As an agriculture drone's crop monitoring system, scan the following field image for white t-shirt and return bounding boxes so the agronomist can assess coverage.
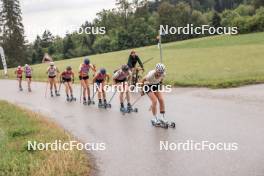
[113,70,131,80]
[145,70,165,85]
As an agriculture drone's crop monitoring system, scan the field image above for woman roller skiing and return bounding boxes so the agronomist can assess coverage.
[92,68,110,108]
[141,63,175,128]
[60,66,76,102]
[15,66,23,91]
[24,64,33,92]
[79,57,96,105]
[113,65,132,112]
[46,62,60,97]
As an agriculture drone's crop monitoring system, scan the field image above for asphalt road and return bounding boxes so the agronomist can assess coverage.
[0,79,264,176]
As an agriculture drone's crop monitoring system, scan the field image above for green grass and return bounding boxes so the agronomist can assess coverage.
[2,32,264,88]
[0,101,90,176]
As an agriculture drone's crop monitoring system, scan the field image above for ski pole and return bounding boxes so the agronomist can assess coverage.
[79,83,83,103]
[131,94,144,107]
[142,57,154,65]
[107,89,118,105]
[45,79,49,98]
[58,78,62,94]
[91,83,98,104]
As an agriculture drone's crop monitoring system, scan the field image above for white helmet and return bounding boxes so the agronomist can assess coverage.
[50,62,55,66]
[155,63,165,73]
[25,64,29,68]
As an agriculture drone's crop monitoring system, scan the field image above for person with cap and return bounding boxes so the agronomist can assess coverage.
[46,62,60,97]
[113,64,132,112]
[15,66,23,91]
[79,57,96,105]
[60,66,76,102]
[92,68,110,107]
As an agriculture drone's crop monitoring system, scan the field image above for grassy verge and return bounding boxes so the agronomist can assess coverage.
[2,32,264,88]
[0,101,90,176]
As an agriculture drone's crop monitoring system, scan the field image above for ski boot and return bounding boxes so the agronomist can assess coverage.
[19,86,23,91]
[120,103,127,115]
[87,97,92,105]
[104,99,110,108]
[55,90,60,96]
[28,87,32,92]
[126,103,138,113]
[70,95,76,102]
[83,98,87,105]
[98,100,104,108]
[151,117,162,127]
[50,91,54,97]
[160,114,176,129]
[66,95,70,102]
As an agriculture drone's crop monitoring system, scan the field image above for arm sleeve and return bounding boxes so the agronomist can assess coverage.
[127,56,133,68]
[137,56,144,68]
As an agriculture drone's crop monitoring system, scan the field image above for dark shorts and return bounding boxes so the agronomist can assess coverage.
[115,78,127,83]
[26,76,32,79]
[79,76,89,80]
[63,78,72,83]
[143,84,161,93]
[96,79,104,85]
[49,75,56,79]
[17,76,22,79]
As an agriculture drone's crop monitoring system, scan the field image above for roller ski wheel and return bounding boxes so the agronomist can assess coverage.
[70,97,76,102]
[127,107,138,113]
[107,104,112,108]
[151,119,169,129]
[87,100,92,106]
[120,107,127,115]
[98,103,105,109]
[170,122,176,128]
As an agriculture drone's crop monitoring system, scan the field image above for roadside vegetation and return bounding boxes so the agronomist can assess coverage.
[0,101,90,176]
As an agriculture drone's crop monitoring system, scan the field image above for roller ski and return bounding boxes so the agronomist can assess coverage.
[67,95,76,102]
[55,90,60,96]
[120,103,138,115]
[50,91,54,97]
[83,98,87,105]
[126,103,138,113]
[98,100,110,109]
[98,100,106,109]
[19,86,23,91]
[87,98,92,105]
[104,100,111,109]
[151,117,176,129]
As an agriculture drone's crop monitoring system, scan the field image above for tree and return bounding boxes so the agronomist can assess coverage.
[63,34,75,59]
[212,12,221,27]
[41,30,54,48]
[116,0,132,29]
[0,0,27,66]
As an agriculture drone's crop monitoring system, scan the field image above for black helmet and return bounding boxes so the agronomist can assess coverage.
[100,68,106,75]
[84,57,90,65]
[66,66,72,71]
[121,65,129,72]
